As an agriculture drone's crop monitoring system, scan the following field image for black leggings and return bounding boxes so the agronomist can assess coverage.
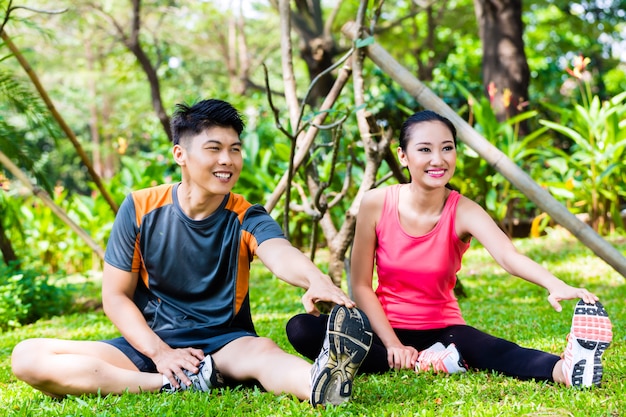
[286,313,560,381]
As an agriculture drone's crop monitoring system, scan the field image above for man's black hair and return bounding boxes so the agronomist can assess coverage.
[170,99,245,145]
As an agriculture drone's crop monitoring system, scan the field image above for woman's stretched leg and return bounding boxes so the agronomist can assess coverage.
[439,325,559,381]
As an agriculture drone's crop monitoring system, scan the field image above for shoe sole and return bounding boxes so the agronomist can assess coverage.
[311,306,373,407]
[563,300,612,387]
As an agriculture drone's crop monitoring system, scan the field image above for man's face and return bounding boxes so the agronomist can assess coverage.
[173,125,243,195]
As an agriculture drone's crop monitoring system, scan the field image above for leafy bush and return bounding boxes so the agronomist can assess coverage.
[540,91,626,234]
[0,263,73,331]
[454,83,551,236]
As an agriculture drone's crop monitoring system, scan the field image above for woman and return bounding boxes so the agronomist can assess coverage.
[287,110,612,387]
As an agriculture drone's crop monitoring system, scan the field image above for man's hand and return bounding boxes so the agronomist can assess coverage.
[152,346,206,388]
[301,275,356,316]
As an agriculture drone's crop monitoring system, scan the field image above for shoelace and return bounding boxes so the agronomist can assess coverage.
[416,349,452,372]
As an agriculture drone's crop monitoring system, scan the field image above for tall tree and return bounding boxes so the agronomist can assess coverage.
[270,0,343,105]
[473,0,530,122]
[91,0,171,142]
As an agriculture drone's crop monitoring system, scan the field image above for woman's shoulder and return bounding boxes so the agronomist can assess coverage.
[359,186,395,218]
[364,186,391,198]
[362,185,395,206]
[455,193,483,211]
[454,193,491,228]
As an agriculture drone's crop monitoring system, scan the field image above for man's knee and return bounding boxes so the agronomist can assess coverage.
[11,338,44,383]
[250,336,282,354]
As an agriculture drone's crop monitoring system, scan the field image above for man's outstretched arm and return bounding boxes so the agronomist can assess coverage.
[255,238,355,315]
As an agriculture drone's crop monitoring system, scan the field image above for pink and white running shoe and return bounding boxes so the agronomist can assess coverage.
[562,300,612,387]
[415,342,467,374]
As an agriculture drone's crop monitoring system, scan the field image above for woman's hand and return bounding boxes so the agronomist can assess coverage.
[386,344,419,370]
[547,281,599,312]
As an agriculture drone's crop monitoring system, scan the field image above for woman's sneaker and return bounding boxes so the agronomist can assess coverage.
[415,342,467,374]
[310,305,373,407]
[562,300,612,387]
[161,355,224,393]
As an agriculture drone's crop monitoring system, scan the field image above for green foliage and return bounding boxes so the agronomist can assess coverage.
[0,263,73,331]
[540,69,626,233]
[454,85,553,234]
[3,190,110,274]
[0,173,114,274]
[524,1,626,106]
[0,69,59,194]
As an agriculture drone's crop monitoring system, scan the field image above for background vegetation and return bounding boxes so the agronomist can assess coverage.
[0,0,625,414]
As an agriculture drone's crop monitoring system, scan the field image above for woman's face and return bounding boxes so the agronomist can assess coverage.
[397,120,457,189]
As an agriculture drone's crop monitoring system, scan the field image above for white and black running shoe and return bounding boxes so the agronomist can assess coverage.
[161,355,224,393]
[310,305,373,407]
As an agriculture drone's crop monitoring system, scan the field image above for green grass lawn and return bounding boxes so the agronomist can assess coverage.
[1,230,624,416]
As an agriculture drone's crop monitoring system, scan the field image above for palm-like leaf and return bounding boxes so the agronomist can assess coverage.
[0,69,57,194]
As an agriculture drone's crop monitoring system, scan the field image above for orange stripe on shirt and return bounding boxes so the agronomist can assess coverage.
[226,193,259,313]
[130,184,175,288]
[235,230,258,313]
[225,192,253,223]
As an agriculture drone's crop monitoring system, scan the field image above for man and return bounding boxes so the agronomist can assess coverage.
[11,99,373,407]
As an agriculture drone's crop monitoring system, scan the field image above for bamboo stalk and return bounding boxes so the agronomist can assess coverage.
[341,21,626,279]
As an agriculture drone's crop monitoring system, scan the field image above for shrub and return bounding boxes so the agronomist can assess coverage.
[0,263,73,331]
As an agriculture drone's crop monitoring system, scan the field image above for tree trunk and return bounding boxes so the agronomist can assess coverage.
[0,215,19,267]
[473,0,530,123]
[271,0,340,105]
[322,2,391,287]
[222,5,251,96]
[127,0,171,141]
[85,37,103,178]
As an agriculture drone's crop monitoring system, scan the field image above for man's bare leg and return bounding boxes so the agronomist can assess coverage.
[212,336,312,400]
[11,338,163,397]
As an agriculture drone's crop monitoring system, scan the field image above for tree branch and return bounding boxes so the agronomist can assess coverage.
[1,30,119,214]
[0,150,105,260]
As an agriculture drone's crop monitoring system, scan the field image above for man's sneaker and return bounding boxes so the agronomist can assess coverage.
[562,300,612,387]
[310,305,373,407]
[415,342,467,374]
[161,355,224,393]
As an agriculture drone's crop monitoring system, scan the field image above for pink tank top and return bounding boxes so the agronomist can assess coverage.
[374,184,470,330]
